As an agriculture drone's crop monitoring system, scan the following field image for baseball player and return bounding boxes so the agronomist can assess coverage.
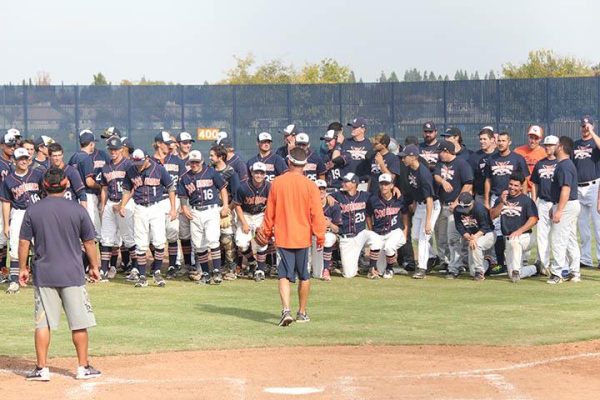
[489,172,539,283]
[218,135,248,183]
[233,161,271,281]
[433,140,473,278]
[294,133,326,181]
[275,124,298,159]
[320,126,344,191]
[119,149,177,288]
[120,137,134,158]
[178,150,229,284]
[47,143,87,206]
[468,127,497,203]
[453,192,495,280]
[247,132,288,182]
[314,179,341,281]
[515,125,546,192]
[368,133,401,194]
[419,121,440,171]
[332,117,373,185]
[98,137,137,282]
[102,126,121,140]
[1,148,44,294]
[366,173,408,279]
[440,127,472,161]
[21,139,36,162]
[332,172,382,278]
[176,131,194,161]
[530,135,559,275]
[32,135,55,170]
[573,116,600,268]
[0,132,16,283]
[117,136,135,271]
[401,144,441,279]
[548,136,581,284]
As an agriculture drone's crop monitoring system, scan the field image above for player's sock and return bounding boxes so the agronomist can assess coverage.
[210,247,221,271]
[110,247,119,269]
[495,237,506,266]
[9,260,19,283]
[99,245,111,274]
[128,246,138,269]
[0,246,7,276]
[137,253,147,276]
[168,242,178,267]
[196,250,209,273]
[386,254,397,270]
[152,247,164,273]
[241,247,256,263]
[256,250,267,272]
[120,245,130,267]
[181,239,192,266]
[323,246,333,270]
[149,244,156,259]
[369,249,380,269]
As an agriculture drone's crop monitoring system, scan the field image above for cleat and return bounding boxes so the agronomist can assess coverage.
[546,274,563,285]
[321,268,331,281]
[166,266,177,280]
[198,272,210,285]
[134,275,148,288]
[511,270,520,283]
[6,281,20,294]
[412,268,426,279]
[382,269,394,279]
[126,268,139,282]
[98,271,109,283]
[107,266,117,280]
[278,310,293,327]
[474,271,485,281]
[212,269,223,285]
[254,269,265,282]
[153,271,166,287]
[565,272,581,283]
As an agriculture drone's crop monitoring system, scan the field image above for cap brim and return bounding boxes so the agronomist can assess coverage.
[132,160,145,166]
[179,139,195,143]
[379,180,393,184]
[107,146,123,150]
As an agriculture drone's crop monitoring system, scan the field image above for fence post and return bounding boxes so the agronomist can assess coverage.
[180,85,185,131]
[74,85,80,135]
[286,84,292,124]
[23,83,28,134]
[127,86,132,140]
[443,80,448,131]
[545,78,550,135]
[495,79,501,131]
[597,76,600,123]
[232,85,238,148]
[338,84,343,124]
[390,82,396,138]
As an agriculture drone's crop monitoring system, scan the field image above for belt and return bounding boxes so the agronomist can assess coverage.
[191,204,219,212]
[578,179,597,187]
[137,201,160,207]
[340,233,356,239]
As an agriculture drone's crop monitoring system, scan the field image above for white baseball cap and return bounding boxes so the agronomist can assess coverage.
[14,147,29,159]
[296,133,310,144]
[178,131,195,142]
[527,125,543,137]
[257,132,272,142]
[188,150,203,162]
[321,130,336,141]
[131,149,147,165]
[378,173,393,184]
[281,124,298,136]
[315,179,327,188]
[542,135,559,145]
[2,131,18,145]
[251,161,267,172]
[7,128,21,137]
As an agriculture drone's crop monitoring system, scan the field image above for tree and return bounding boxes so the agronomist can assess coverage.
[34,71,51,85]
[348,71,357,83]
[388,71,399,82]
[502,49,594,78]
[428,71,436,81]
[422,70,429,81]
[378,71,387,83]
[403,68,422,82]
[92,73,109,85]
[470,71,480,80]
[488,70,496,80]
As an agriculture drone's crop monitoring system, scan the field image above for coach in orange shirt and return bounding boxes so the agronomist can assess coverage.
[258,147,327,327]
[515,125,546,190]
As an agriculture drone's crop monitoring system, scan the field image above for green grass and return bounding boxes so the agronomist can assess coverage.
[3,269,600,358]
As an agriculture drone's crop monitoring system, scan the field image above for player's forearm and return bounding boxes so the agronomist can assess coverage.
[18,240,31,272]
[484,179,491,205]
[234,205,247,225]
[83,239,100,270]
[556,186,570,213]
[517,217,538,234]
[425,197,433,225]
[461,183,473,194]
[531,185,538,202]
[168,191,176,211]
[489,202,503,220]
[2,202,10,231]
[220,188,229,208]
[120,190,132,208]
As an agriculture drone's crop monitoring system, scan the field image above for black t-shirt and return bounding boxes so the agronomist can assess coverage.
[340,138,373,181]
[434,157,474,204]
[551,158,578,203]
[468,149,497,196]
[530,158,557,202]
[369,152,402,193]
[408,163,436,203]
[419,141,440,170]
[494,193,538,236]
[485,151,529,196]
[572,138,600,182]
[453,201,493,236]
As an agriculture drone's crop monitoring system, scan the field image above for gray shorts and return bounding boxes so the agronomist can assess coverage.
[34,286,96,331]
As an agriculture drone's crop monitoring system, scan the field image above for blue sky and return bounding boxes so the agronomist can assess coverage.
[1,0,598,84]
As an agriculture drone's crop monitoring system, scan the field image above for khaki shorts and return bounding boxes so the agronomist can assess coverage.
[34,286,96,331]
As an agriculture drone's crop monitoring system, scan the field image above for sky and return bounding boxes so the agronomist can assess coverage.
[1,0,599,85]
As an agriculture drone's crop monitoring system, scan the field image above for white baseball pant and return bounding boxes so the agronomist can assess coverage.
[161,197,180,243]
[101,200,135,248]
[134,202,166,252]
[467,232,495,276]
[235,212,267,252]
[190,205,221,252]
[86,193,102,241]
[0,210,6,248]
[505,233,537,278]
[535,198,553,269]
[375,228,407,273]
[551,200,581,278]
[8,209,26,260]
[339,229,382,278]
[310,232,337,278]
[412,200,441,271]
[577,181,600,266]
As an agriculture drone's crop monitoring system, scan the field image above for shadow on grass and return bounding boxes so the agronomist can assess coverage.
[0,356,73,378]
[196,304,278,326]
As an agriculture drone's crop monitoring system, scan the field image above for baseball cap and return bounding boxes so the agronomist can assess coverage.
[34,135,55,147]
[131,149,147,166]
[14,147,29,159]
[177,131,195,143]
[287,148,308,166]
[527,125,543,137]
[7,128,21,138]
[327,122,343,131]
[321,129,336,141]
[79,129,98,143]
[107,136,123,150]
[315,179,327,188]
[220,138,233,148]
[102,126,121,139]
[347,117,367,129]
[1,131,18,145]
[378,173,393,184]
[455,192,474,214]
[251,161,267,172]
[399,144,419,157]
[437,140,456,154]
[120,137,134,150]
[422,121,436,132]
[257,132,272,142]
[188,150,202,162]
[542,135,559,145]
[581,116,594,127]
[155,131,174,145]
[280,124,298,136]
[296,133,310,144]
[342,172,359,184]
[442,127,462,138]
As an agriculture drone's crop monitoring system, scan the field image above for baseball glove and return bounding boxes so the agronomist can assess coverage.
[254,228,270,247]
[220,213,232,229]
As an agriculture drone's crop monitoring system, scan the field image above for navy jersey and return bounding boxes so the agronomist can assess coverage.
[369,152,401,193]
[530,158,557,202]
[92,149,110,186]
[303,150,326,181]
[100,158,133,202]
[434,157,474,204]
[551,158,578,203]
[275,144,289,159]
[246,152,288,182]
[419,141,440,170]
[333,190,370,235]
[323,202,342,230]
[32,158,49,170]
[226,153,248,183]
[494,194,538,236]
[68,151,96,195]
[453,201,493,236]
[0,168,44,210]
[232,179,270,215]
[572,138,600,182]
[178,165,226,207]
[63,164,87,202]
[340,138,373,181]
[215,164,240,201]
[0,158,13,184]
[485,152,529,196]
[366,193,407,235]
[455,146,473,161]
[468,149,497,196]
[154,154,186,199]
[123,159,173,205]
[323,147,343,190]
[407,163,436,203]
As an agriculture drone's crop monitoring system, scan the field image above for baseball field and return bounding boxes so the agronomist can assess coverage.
[2,268,600,399]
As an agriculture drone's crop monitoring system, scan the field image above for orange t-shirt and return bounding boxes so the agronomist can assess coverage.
[515,144,546,189]
[261,171,327,249]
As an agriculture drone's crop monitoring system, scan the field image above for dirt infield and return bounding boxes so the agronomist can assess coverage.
[2,340,600,399]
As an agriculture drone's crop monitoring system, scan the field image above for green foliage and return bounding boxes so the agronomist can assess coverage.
[378,71,387,83]
[92,73,109,86]
[388,72,399,82]
[502,49,594,78]
[403,68,423,82]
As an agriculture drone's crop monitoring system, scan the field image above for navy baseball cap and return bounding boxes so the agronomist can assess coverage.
[581,116,594,127]
[455,192,474,213]
[79,129,98,143]
[155,131,174,145]
[442,127,462,137]
[120,137,134,150]
[219,138,233,148]
[399,144,419,157]
[436,140,456,154]
[347,117,367,129]
[102,126,121,139]
[422,121,436,131]
[177,131,195,142]
[107,136,123,150]
[342,172,359,184]
[33,135,55,147]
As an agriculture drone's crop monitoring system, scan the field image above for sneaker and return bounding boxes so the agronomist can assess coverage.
[25,366,50,381]
[0,274,8,284]
[134,275,148,288]
[6,281,19,294]
[166,266,177,280]
[367,268,380,280]
[107,266,117,280]
[126,268,140,282]
[382,269,394,279]
[118,262,130,273]
[212,269,223,285]
[445,272,459,280]
[426,256,440,271]
[321,268,331,281]
[487,264,507,276]
[254,269,265,282]
[566,272,581,283]
[278,310,294,327]
[474,271,485,281]
[98,271,109,283]
[412,268,426,279]
[153,271,166,287]
[511,270,520,283]
[535,260,550,277]
[198,272,210,284]
[295,311,310,323]
[75,365,101,380]
[547,274,563,285]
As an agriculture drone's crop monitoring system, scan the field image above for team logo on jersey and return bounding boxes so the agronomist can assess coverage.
[420,151,438,164]
[104,170,126,182]
[94,160,106,170]
[501,201,522,217]
[460,215,478,228]
[371,162,382,174]
[347,146,367,160]
[574,146,592,160]
[491,161,514,176]
[373,206,401,220]
[339,201,366,213]
[408,173,418,188]
[538,164,556,179]
[440,165,455,181]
